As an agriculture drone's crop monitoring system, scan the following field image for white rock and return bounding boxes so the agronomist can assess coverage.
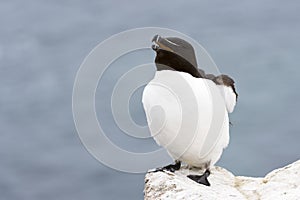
[144,160,300,200]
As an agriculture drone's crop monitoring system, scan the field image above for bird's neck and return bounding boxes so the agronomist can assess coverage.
[155,51,203,78]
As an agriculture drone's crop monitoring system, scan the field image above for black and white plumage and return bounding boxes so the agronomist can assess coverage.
[142,35,237,186]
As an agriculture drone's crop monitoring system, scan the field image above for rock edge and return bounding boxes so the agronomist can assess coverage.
[144,160,300,200]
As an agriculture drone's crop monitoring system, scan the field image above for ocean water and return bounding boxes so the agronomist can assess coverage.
[0,0,299,199]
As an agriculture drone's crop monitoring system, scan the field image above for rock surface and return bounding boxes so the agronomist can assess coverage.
[144,160,300,200]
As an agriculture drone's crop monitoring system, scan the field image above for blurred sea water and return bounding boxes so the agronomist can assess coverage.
[0,0,299,199]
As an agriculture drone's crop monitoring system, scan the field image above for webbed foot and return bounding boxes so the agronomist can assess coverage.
[152,160,181,173]
[187,169,211,186]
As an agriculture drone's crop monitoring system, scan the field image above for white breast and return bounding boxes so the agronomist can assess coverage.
[142,71,230,167]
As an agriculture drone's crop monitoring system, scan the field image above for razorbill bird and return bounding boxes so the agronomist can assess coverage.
[142,35,237,186]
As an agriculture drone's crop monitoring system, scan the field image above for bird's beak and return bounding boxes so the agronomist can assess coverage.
[151,35,174,52]
[151,35,160,51]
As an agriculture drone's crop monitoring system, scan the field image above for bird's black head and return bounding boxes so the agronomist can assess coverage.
[151,35,204,78]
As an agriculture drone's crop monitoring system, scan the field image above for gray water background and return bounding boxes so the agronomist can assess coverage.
[1,0,299,199]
